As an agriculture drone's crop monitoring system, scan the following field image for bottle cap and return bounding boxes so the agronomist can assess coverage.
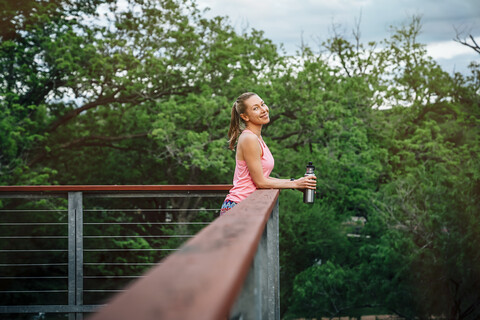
[307,162,315,170]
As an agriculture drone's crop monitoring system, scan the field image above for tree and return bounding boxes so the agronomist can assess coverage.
[283,16,480,319]
[373,18,480,320]
[1,0,114,185]
[268,46,389,316]
[0,0,281,187]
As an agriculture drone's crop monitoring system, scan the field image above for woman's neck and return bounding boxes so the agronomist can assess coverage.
[245,124,262,137]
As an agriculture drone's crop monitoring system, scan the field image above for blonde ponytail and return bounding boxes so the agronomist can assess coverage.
[228,92,257,150]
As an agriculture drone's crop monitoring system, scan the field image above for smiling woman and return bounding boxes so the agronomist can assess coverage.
[220,92,317,215]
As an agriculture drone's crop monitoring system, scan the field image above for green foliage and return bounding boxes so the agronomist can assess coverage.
[282,15,480,320]
[289,261,360,317]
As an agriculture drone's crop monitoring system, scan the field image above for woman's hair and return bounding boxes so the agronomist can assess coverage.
[228,92,257,150]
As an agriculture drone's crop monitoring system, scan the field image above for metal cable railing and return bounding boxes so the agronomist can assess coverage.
[0,185,231,319]
[89,189,281,320]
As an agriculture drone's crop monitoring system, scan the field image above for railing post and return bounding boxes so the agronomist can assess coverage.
[68,192,84,320]
[267,198,280,320]
[230,198,280,320]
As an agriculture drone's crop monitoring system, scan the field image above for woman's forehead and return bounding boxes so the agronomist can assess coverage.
[245,95,262,107]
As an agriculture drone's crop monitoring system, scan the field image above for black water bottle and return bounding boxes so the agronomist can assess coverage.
[303,162,315,204]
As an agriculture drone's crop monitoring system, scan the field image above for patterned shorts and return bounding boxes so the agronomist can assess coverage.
[220,199,238,216]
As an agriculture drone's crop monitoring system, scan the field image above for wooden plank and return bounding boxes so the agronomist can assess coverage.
[88,189,280,320]
[0,185,232,192]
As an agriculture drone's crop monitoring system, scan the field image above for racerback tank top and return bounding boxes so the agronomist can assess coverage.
[225,129,275,203]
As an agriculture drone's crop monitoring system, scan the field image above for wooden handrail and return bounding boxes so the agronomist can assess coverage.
[0,185,232,192]
[88,189,280,320]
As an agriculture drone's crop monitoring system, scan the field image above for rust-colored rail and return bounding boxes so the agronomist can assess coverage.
[88,189,280,320]
[0,185,232,192]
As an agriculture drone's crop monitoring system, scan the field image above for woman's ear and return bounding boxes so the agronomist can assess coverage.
[240,113,249,122]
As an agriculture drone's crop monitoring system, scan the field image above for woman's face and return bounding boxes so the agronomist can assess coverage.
[241,95,270,125]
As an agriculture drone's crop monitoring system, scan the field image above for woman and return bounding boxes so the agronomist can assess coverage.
[220,92,317,215]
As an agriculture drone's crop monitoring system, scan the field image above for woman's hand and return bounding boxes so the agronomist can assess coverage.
[293,175,317,190]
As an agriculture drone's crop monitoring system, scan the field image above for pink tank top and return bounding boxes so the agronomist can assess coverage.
[226,129,275,203]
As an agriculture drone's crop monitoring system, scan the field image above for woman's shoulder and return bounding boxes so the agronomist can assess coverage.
[238,131,262,155]
[238,130,258,143]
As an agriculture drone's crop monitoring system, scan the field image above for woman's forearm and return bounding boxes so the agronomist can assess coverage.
[254,177,296,189]
[254,176,316,190]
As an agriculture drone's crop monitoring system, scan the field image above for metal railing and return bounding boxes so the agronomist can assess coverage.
[89,188,280,320]
[0,185,232,320]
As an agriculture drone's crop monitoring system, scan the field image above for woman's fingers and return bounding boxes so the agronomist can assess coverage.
[297,176,316,189]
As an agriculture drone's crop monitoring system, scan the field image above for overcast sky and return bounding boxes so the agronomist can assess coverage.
[195,0,480,75]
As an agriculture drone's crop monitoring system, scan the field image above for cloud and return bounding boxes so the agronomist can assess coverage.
[197,0,479,43]
[196,0,479,74]
[426,38,480,60]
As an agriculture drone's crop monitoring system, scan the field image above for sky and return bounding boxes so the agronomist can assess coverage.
[195,0,480,75]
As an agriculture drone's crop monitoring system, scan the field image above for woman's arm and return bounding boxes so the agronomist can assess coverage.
[239,134,316,190]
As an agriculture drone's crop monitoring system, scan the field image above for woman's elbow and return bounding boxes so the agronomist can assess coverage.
[253,179,270,189]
